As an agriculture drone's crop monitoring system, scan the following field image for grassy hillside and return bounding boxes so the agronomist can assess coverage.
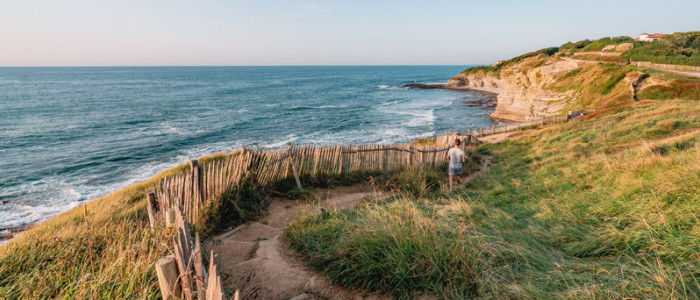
[560,32,700,66]
[545,63,643,108]
[455,33,700,118]
[0,152,244,299]
[286,100,699,299]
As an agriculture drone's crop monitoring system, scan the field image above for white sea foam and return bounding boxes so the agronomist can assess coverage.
[0,79,21,85]
[318,105,348,108]
[291,105,348,109]
[264,134,299,149]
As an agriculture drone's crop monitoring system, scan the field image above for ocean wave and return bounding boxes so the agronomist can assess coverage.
[290,105,348,110]
[376,84,401,90]
[259,134,300,149]
[0,79,21,85]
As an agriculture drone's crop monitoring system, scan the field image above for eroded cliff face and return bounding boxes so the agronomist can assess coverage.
[446,56,583,122]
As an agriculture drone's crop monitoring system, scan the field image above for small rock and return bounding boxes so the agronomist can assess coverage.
[290,293,310,300]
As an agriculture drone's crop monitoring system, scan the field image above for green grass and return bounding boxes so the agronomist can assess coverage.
[581,36,634,51]
[600,73,626,95]
[286,100,700,299]
[559,67,582,79]
[621,32,700,66]
[638,79,700,100]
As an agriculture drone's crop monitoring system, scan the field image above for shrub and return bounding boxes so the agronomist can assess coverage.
[537,47,559,56]
[196,174,268,237]
[600,73,626,95]
[581,36,634,51]
[621,32,700,66]
[637,79,700,100]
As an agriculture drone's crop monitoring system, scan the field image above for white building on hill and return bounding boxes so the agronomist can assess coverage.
[635,33,664,42]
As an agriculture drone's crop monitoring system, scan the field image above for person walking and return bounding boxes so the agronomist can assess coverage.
[446,138,466,191]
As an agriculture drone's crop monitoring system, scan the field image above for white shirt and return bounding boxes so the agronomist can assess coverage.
[447,147,466,168]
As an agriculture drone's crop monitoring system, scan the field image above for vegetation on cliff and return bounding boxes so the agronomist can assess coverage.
[452,31,700,121]
[622,32,700,66]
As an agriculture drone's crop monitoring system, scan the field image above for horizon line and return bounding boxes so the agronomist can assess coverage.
[0,64,484,68]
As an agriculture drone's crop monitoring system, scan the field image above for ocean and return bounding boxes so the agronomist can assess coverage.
[0,66,497,232]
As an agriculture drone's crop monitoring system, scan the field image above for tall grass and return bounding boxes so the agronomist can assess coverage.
[0,180,171,299]
[0,152,244,299]
[286,100,700,299]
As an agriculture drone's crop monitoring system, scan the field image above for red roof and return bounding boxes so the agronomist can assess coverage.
[634,38,640,41]
[649,33,664,38]
[641,33,650,35]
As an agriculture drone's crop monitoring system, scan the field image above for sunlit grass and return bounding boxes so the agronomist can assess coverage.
[286,100,700,299]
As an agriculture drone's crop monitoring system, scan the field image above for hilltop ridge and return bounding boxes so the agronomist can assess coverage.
[445,31,700,121]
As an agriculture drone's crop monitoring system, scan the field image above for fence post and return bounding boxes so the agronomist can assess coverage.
[156,255,181,300]
[288,145,303,191]
[146,192,157,230]
[189,160,203,211]
[165,209,175,227]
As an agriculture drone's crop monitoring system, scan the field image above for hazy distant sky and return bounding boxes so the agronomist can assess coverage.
[1,0,698,66]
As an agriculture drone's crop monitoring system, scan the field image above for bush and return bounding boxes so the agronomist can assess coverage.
[600,73,626,95]
[537,47,559,56]
[622,32,700,66]
[581,36,634,51]
[637,79,700,100]
[286,198,479,299]
[560,39,592,52]
[196,174,268,237]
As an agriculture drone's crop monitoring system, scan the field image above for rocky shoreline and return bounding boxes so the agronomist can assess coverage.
[402,83,502,95]
[402,83,500,113]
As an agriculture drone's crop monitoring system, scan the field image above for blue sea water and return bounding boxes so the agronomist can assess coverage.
[0,66,497,230]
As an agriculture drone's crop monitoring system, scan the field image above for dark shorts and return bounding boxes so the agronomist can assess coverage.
[449,166,462,176]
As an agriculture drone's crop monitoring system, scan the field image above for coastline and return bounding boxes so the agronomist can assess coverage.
[402,83,503,96]
[1,83,499,245]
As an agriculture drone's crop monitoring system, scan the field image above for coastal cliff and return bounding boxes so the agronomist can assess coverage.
[444,33,700,122]
[445,56,586,121]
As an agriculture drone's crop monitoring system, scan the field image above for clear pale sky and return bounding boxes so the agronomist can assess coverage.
[1,0,698,66]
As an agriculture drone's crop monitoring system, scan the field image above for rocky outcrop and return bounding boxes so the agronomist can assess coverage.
[445,56,583,122]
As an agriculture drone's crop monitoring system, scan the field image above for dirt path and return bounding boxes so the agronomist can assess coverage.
[207,154,493,299]
[652,68,700,79]
[446,155,492,192]
[479,130,533,143]
[207,186,391,300]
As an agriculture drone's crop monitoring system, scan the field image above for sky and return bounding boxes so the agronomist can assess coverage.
[1,0,698,66]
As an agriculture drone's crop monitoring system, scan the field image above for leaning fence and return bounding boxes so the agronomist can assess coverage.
[148,140,482,299]
[435,112,585,146]
[154,141,479,226]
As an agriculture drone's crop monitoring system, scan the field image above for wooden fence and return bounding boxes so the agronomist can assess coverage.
[436,112,583,146]
[144,134,517,300]
[154,142,476,225]
[148,195,232,299]
[148,141,485,299]
[151,204,230,300]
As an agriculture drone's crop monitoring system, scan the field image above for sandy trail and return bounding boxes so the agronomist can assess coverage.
[207,154,493,299]
[207,186,391,300]
[479,130,532,144]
